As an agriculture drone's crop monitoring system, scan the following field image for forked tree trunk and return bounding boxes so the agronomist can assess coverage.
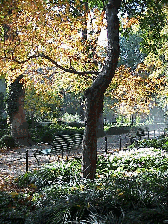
[82,0,121,179]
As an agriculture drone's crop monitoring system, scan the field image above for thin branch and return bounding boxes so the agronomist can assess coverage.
[0,55,39,64]
[39,53,99,76]
[1,53,99,76]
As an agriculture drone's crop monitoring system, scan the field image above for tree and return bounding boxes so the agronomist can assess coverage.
[82,1,121,179]
[24,68,63,123]
[106,65,166,116]
[0,0,167,179]
[7,74,32,146]
[105,1,168,125]
[118,33,146,70]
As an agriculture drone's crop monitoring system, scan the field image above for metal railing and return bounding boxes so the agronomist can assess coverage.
[98,128,167,154]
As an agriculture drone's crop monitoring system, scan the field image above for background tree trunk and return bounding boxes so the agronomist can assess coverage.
[8,75,32,146]
[82,0,121,179]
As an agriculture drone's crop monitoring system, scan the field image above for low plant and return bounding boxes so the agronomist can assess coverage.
[1,147,168,223]
[96,148,168,176]
[130,136,168,151]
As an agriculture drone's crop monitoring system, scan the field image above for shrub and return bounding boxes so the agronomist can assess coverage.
[0,134,16,148]
[62,112,82,123]
[129,136,168,151]
[41,131,54,143]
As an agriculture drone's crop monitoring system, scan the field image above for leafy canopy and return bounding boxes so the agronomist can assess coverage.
[0,0,167,118]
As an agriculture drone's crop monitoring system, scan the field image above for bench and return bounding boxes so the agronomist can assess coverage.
[33,133,83,165]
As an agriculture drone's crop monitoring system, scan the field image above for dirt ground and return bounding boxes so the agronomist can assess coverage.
[0,134,129,180]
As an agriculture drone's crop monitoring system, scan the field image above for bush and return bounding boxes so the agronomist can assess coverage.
[62,112,82,123]
[68,121,84,128]
[106,126,130,135]
[41,131,54,143]
[129,136,168,151]
[0,134,16,148]
[29,122,84,144]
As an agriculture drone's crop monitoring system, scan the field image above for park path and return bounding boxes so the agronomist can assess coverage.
[0,134,128,188]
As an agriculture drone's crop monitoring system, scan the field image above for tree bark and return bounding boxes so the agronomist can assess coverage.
[8,75,32,146]
[82,0,121,179]
[97,111,105,138]
[83,91,104,179]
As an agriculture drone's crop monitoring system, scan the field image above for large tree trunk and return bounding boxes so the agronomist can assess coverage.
[97,111,105,137]
[83,92,104,179]
[8,75,32,146]
[82,0,121,179]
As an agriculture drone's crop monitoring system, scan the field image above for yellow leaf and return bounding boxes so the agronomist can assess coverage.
[29,183,37,189]
[10,192,19,198]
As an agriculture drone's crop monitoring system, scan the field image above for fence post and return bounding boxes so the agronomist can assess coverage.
[148,131,149,139]
[105,136,107,153]
[119,136,122,150]
[61,149,64,159]
[26,150,28,172]
[154,130,155,138]
[164,129,166,136]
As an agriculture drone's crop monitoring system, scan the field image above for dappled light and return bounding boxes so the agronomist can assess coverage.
[0,0,168,223]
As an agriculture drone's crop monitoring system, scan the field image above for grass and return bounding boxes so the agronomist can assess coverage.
[0,138,168,223]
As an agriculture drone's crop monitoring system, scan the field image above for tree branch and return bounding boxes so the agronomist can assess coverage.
[39,53,99,76]
[1,53,99,76]
[84,0,120,97]
[0,55,39,64]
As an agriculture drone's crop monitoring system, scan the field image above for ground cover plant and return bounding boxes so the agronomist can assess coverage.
[0,137,168,224]
[130,136,168,151]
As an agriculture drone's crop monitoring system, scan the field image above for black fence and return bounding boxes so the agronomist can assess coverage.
[97,128,167,154]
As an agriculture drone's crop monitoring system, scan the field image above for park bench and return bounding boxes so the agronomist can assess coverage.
[33,133,83,165]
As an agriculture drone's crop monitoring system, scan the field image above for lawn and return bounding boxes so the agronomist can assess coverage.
[0,137,168,224]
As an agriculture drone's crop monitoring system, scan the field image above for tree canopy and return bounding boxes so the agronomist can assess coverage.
[0,0,167,92]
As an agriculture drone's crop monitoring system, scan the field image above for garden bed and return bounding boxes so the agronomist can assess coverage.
[0,136,168,223]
